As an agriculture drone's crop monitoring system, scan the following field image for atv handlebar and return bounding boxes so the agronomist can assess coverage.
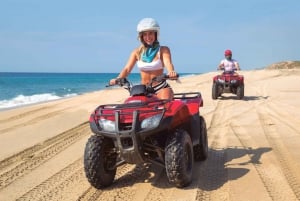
[115,78,129,86]
[218,67,238,71]
[105,78,130,88]
[151,74,179,82]
[107,74,179,88]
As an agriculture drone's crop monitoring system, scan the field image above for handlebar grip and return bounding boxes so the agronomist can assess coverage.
[106,78,128,87]
[153,74,179,82]
[164,74,179,79]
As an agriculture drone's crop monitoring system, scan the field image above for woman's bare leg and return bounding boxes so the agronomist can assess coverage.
[156,87,174,100]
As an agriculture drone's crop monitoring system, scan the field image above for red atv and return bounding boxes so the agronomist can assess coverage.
[84,75,208,188]
[212,69,244,99]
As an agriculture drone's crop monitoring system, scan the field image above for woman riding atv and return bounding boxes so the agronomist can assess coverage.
[109,17,178,100]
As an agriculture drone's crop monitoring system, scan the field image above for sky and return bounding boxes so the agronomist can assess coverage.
[0,0,299,74]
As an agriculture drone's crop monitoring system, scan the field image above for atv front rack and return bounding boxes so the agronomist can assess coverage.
[89,99,173,164]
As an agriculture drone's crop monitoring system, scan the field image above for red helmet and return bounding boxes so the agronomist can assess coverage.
[224,49,232,56]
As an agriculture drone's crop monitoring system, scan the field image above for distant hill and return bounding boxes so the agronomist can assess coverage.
[265,61,300,69]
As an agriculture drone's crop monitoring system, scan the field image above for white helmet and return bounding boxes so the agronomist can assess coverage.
[137,18,160,34]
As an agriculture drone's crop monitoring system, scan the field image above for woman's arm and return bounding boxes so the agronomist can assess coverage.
[161,46,177,78]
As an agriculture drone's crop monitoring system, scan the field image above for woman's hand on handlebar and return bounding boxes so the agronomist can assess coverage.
[108,77,129,87]
[167,71,178,80]
[109,78,119,86]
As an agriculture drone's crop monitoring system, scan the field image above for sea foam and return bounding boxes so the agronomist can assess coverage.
[0,93,77,110]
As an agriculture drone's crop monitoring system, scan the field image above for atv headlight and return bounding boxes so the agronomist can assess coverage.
[141,114,162,129]
[98,119,116,132]
[231,80,237,84]
[218,78,224,83]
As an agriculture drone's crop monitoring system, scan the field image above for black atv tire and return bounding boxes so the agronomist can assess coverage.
[165,129,194,188]
[212,82,218,99]
[194,116,208,161]
[84,135,117,189]
[237,84,244,99]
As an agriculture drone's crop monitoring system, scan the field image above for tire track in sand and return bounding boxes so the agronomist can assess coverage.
[0,106,73,135]
[17,160,135,201]
[77,164,150,201]
[195,127,229,201]
[257,111,300,199]
[226,103,300,200]
[195,100,230,201]
[0,122,90,190]
[92,164,158,201]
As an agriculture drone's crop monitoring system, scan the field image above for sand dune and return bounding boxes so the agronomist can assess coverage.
[0,68,300,201]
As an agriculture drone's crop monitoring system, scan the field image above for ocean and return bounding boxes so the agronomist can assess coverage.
[0,72,196,110]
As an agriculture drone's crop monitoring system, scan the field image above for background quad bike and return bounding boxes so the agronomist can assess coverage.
[212,70,244,100]
[84,75,208,189]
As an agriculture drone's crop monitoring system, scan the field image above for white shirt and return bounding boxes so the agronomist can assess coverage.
[220,59,238,72]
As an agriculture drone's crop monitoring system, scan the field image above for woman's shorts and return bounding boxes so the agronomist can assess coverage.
[152,80,171,93]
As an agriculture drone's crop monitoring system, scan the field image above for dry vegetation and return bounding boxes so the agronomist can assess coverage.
[265,60,300,69]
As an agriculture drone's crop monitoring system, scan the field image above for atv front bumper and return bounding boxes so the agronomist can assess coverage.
[90,110,172,164]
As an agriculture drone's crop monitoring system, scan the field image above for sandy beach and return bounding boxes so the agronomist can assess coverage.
[0,68,300,201]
